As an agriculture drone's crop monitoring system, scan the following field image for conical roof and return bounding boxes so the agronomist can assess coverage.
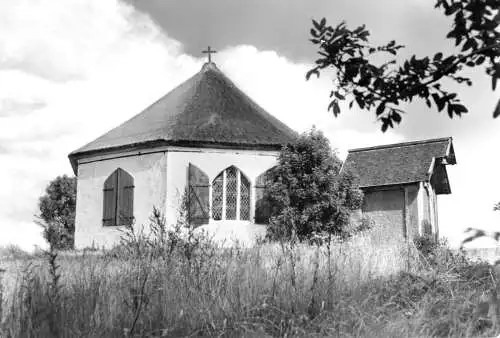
[70,62,297,162]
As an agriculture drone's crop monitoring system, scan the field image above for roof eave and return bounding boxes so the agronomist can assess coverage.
[359,181,422,190]
[68,139,290,175]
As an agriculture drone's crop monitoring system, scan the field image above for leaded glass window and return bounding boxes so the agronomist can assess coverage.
[211,166,251,221]
[225,167,237,219]
[212,174,223,220]
[240,174,250,220]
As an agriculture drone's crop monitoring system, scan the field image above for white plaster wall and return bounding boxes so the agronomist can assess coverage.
[196,221,267,247]
[418,182,440,238]
[74,152,167,249]
[165,147,279,242]
[362,188,405,240]
[430,184,439,238]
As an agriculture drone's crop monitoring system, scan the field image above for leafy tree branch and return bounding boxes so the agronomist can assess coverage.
[307,0,500,131]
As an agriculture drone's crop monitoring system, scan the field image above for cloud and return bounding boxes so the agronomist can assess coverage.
[0,98,47,117]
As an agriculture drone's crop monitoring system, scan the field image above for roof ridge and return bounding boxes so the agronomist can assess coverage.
[347,137,452,153]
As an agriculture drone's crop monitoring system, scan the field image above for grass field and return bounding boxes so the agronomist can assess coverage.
[0,229,499,337]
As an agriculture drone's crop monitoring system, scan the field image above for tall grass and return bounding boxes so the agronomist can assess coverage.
[0,224,498,337]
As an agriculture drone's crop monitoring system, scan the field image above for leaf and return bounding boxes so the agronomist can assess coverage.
[376,102,385,116]
[310,28,318,38]
[451,104,468,115]
[433,52,443,61]
[444,93,457,101]
[425,98,432,108]
[306,68,320,81]
[333,100,341,117]
[381,118,389,133]
[328,99,341,117]
[445,2,461,15]
[475,55,485,65]
[392,111,402,123]
[353,25,366,34]
[447,104,454,118]
[432,93,445,112]
[462,38,476,52]
[312,19,321,31]
[355,96,365,109]
[446,29,457,39]
[381,117,393,132]
[334,92,345,100]
[493,98,500,118]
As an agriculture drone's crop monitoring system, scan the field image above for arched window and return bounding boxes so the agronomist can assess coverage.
[103,168,134,226]
[212,166,250,221]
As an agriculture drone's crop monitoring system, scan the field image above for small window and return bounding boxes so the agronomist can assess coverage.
[103,168,134,226]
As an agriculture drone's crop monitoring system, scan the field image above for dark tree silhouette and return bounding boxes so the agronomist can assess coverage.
[308,0,500,132]
[37,175,77,249]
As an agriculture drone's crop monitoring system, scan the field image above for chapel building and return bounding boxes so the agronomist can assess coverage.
[69,60,297,248]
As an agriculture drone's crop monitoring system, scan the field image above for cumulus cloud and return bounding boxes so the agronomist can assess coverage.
[0,98,46,117]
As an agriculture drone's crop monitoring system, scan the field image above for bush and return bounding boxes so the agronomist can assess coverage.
[37,175,77,250]
[265,127,363,242]
[413,234,439,258]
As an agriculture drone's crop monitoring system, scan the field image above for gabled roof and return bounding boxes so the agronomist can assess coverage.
[342,137,456,191]
[69,62,297,171]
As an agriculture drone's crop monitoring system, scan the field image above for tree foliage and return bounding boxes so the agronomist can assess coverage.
[265,128,363,242]
[37,175,77,250]
[307,0,500,131]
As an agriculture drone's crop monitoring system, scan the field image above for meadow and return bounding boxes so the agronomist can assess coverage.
[0,225,499,338]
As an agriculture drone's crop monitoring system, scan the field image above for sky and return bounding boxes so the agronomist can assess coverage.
[0,0,499,251]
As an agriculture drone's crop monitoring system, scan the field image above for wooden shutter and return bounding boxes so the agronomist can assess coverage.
[117,169,134,226]
[255,169,272,224]
[188,163,209,226]
[103,171,117,226]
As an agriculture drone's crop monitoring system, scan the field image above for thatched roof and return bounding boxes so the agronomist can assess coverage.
[69,62,297,172]
[342,137,456,194]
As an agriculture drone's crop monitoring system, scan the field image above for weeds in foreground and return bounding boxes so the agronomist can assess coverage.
[1,218,499,337]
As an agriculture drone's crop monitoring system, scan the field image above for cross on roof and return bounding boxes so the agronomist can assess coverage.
[202,46,217,63]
